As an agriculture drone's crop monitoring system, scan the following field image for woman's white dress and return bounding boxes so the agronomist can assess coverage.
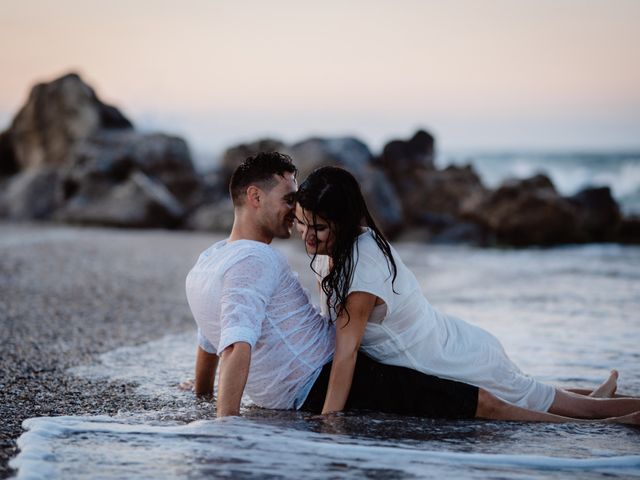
[314,230,556,412]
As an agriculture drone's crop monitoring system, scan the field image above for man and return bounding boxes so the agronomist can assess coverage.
[185,152,614,423]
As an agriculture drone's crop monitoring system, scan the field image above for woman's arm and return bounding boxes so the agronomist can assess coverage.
[321,291,378,414]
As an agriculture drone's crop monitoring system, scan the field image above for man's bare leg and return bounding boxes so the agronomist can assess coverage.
[475,389,640,425]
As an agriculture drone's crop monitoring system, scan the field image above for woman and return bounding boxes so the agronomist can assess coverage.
[295,166,639,419]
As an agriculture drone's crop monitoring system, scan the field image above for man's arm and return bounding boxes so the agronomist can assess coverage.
[194,346,219,396]
[321,291,377,414]
[217,342,252,417]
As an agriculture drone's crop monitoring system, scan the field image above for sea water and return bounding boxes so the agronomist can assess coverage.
[10,242,640,479]
[440,150,640,215]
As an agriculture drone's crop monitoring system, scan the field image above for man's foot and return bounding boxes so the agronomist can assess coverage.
[604,411,640,426]
[590,370,619,398]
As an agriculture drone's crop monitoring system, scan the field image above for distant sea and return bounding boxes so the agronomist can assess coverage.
[438,150,640,215]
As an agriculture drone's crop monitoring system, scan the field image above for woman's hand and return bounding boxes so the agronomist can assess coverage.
[321,291,378,414]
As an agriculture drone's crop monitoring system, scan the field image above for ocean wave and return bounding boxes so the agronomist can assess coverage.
[11,416,640,479]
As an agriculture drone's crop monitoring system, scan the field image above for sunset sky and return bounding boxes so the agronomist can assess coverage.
[1,0,639,162]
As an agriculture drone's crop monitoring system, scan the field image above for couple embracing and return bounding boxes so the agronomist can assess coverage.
[185,152,640,425]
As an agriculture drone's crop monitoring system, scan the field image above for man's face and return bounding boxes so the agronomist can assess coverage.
[258,172,298,239]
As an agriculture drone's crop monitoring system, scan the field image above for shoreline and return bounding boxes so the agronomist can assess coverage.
[0,223,224,478]
[2,222,639,478]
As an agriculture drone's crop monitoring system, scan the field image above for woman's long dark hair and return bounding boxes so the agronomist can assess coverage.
[296,166,397,322]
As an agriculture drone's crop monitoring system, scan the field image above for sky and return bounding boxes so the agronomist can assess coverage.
[1,0,639,164]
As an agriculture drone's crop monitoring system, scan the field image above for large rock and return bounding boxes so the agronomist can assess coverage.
[67,130,201,207]
[375,130,435,193]
[461,174,583,246]
[0,130,19,176]
[56,171,184,228]
[569,187,621,242]
[617,216,640,244]
[402,165,488,224]
[184,198,235,232]
[287,137,404,235]
[3,73,132,170]
[53,130,199,228]
[0,167,62,219]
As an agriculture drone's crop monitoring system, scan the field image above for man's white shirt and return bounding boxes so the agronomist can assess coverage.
[186,239,334,409]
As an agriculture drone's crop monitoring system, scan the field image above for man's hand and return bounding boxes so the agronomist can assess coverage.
[194,346,219,396]
[217,342,251,417]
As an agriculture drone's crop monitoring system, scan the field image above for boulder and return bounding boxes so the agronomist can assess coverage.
[461,174,583,246]
[56,171,184,228]
[68,130,201,207]
[0,130,19,176]
[617,216,640,244]
[4,73,132,170]
[184,198,235,232]
[0,167,62,219]
[287,137,404,235]
[569,186,621,242]
[375,130,435,193]
[402,165,488,224]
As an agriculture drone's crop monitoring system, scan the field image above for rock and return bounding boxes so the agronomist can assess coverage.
[569,186,621,242]
[0,167,62,219]
[0,131,19,176]
[287,137,372,180]
[56,171,184,228]
[5,73,132,170]
[617,216,640,244]
[184,198,235,232]
[375,130,435,194]
[287,137,403,235]
[461,174,583,246]
[402,165,488,224]
[68,130,201,207]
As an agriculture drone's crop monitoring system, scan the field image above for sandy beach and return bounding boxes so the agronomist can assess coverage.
[0,222,228,478]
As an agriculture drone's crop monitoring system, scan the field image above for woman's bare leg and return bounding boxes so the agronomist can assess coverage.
[474,389,640,425]
[567,370,623,398]
[549,388,640,419]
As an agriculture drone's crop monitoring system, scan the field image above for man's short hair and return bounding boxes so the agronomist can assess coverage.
[229,151,297,206]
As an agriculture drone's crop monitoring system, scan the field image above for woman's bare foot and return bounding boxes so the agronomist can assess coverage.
[603,411,640,426]
[178,378,195,391]
[590,370,619,398]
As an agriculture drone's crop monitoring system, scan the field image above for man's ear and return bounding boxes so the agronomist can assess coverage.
[246,185,261,208]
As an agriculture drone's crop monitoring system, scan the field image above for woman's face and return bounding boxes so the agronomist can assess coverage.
[295,204,334,256]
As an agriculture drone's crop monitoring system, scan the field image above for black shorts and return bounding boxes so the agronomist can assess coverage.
[301,352,479,419]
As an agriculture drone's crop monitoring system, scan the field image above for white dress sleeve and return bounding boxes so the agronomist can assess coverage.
[197,327,217,354]
[217,253,277,353]
[348,236,396,311]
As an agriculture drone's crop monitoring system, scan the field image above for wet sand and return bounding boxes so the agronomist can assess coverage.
[0,222,228,478]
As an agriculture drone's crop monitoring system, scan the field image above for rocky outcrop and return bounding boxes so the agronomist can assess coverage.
[287,137,404,235]
[0,73,636,246]
[569,187,621,242]
[461,175,583,246]
[56,171,185,228]
[0,167,62,219]
[0,73,199,228]
[5,73,132,170]
[184,198,235,232]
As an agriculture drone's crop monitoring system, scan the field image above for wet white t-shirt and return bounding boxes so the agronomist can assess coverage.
[314,230,556,412]
[186,239,334,410]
